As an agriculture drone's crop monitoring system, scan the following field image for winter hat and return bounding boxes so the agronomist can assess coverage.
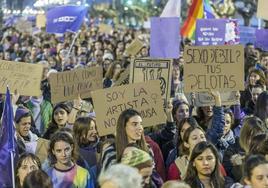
[121,147,153,169]
[103,53,114,61]
[15,106,31,123]
[53,103,71,114]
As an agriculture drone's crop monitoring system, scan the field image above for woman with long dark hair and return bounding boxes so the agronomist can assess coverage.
[184,141,225,188]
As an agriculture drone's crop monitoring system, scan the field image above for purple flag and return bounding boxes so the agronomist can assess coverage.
[239,26,256,45]
[0,88,17,188]
[255,29,268,51]
[150,17,180,58]
[46,6,87,34]
[196,19,226,46]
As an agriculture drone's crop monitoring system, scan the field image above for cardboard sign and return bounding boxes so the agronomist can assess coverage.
[130,58,172,102]
[150,17,180,58]
[15,19,33,33]
[49,66,103,103]
[99,24,113,35]
[36,14,46,28]
[183,45,244,93]
[257,0,268,21]
[126,39,144,56]
[24,138,49,163]
[255,29,268,51]
[186,91,239,107]
[91,80,166,136]
[0,60,43,96]
[36,138,50,163]
[114,68,130,86]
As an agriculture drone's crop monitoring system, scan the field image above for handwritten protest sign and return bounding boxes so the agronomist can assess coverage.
[15,19,33,33]
[126,39,144,56]
[114,68,130,86]
[130,58,172,102]
[49,66,103,103]
[99,24,113,35]
[0,60,43,96]
[184,45,244,93]
[186,91,239,107]
[91,80,166,136]
[257,0,268,21]
[36,14,46,28]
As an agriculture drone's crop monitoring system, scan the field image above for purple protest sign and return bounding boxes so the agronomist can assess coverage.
[150,17,180,58]
[196,19,226,46]
[255,29,268,51]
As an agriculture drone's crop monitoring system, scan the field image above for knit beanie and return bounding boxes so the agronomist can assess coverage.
[15,106,31,123]
[53,103,71,114]
[121,147,153,170]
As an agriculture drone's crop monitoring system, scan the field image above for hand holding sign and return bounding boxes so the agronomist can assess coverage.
[209,90,221,107]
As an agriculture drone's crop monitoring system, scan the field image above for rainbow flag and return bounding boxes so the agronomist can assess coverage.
[181,0,216,39]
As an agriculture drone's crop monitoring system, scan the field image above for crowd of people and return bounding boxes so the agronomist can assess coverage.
[1,19,268,188]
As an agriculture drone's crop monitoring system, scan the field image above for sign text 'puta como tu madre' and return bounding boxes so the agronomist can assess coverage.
[91,80,166,136]
[184,45,244,93]
[49,66,103,103]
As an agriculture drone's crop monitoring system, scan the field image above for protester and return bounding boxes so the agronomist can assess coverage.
[15,153,41,188]
[98,164,143,188]
[46,131,94,188]
[184,141,226,188]
[121,146,155,188]
[73,116,100,186]
[15,106,39,154]
[23,169,53,188]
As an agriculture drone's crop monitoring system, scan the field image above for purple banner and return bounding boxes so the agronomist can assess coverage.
[255,29,268,51]
[196,19,226,46]
[239,26,256,45]
[150,17,180,58]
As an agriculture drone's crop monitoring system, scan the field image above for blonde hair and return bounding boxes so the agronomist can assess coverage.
[161,181,191,188]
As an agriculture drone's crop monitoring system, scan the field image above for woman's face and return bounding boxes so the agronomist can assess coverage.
[180,122,191,140]
[52,140,73,166]
[125,115,143,144]
[87,121,98,142]
[249,72,260,86]
[53,108,69,127]
[17,157,39,186]
[185,128,206,152]
[201,106,213,118]
[246,164,268,188]
[113,64,121,76]
[17,116,31,137]
[224,113,232,136]
[172,66,180,80]
[176,104,189,122]
[194,148,216,178]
